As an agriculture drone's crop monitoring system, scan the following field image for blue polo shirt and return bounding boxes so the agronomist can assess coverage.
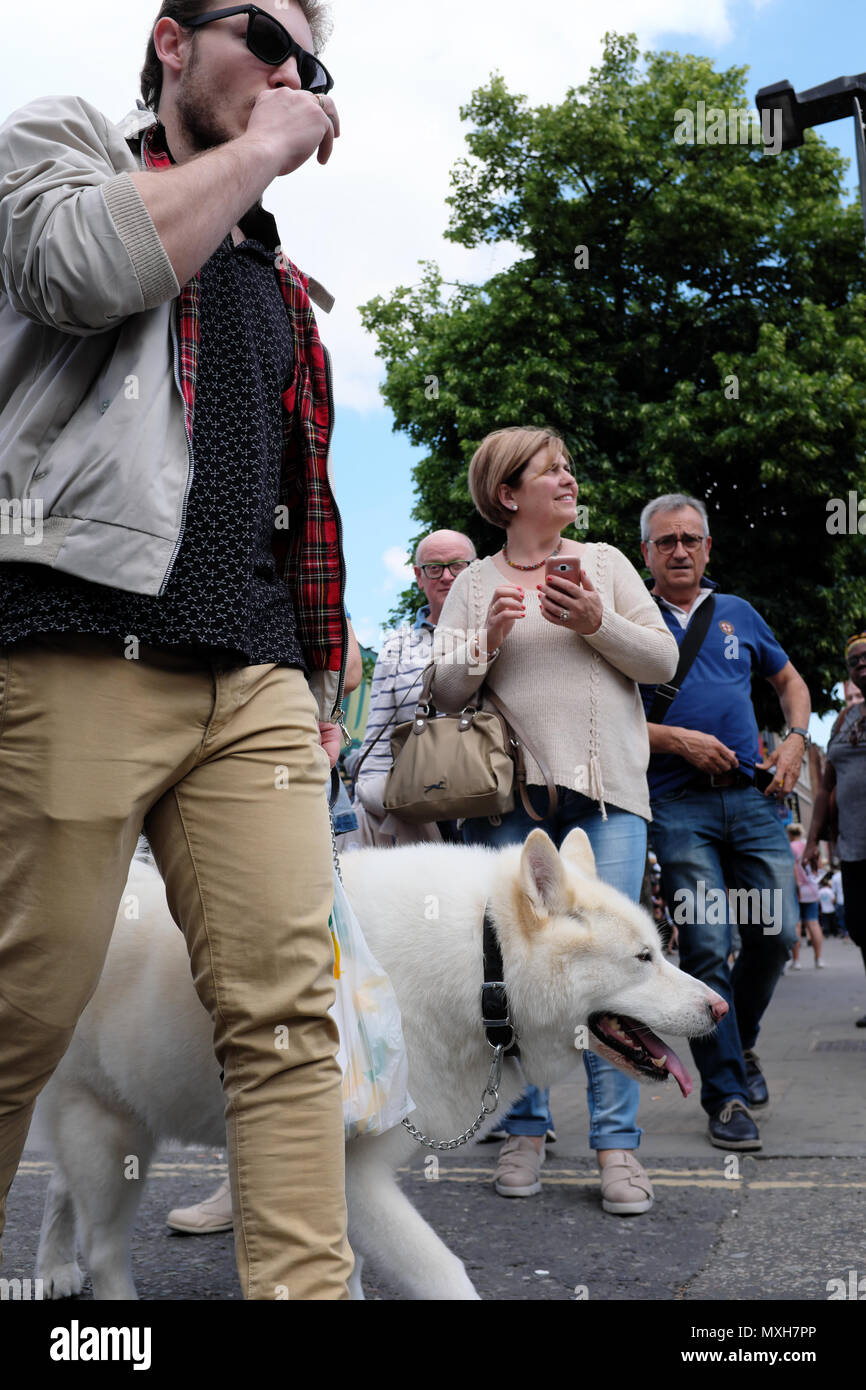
[639,581,788,799]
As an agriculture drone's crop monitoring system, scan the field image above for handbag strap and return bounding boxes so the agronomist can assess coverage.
[484,688,558,823]
[647,593,716,724]
[461,558,557,823]
[350,664,427,794]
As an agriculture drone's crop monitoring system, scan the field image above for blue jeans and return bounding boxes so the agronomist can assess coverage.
[649,783,798,1115]
[462,785,646,1150]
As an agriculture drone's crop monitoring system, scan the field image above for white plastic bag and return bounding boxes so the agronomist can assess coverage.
[329,871,414,1139]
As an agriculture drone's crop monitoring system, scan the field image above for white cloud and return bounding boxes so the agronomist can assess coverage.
[381,544,413,592]
[1,0,762,412]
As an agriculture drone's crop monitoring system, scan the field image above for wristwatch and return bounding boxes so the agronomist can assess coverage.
[783,726,811,748]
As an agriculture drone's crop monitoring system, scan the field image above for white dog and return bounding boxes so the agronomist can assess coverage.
[34,828,725,1300]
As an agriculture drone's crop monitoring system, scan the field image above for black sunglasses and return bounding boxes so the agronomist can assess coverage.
[184,5,334,93]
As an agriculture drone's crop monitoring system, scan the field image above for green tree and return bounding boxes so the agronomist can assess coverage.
[360,33,866,720]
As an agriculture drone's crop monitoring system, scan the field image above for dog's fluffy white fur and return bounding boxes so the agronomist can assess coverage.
[33,828,723,1300]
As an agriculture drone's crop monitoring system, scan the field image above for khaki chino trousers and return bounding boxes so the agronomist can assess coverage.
[0,633,351,1300]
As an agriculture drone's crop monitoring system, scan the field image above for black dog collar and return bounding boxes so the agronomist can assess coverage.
[481,906,520,1058]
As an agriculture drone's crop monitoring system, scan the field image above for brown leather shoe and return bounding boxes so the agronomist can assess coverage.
[599,1152,654,1215]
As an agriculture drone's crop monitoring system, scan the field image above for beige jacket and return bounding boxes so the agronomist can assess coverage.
[0,95,342,719]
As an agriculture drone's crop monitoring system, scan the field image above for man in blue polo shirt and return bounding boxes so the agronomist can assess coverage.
[639,495,809,1150]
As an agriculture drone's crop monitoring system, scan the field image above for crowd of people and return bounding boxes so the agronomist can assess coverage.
[344,424,858,1206]
[0,0,861,1301]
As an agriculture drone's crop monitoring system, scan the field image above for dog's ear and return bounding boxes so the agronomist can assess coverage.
[518,829,565,923]
[559,828,597,878]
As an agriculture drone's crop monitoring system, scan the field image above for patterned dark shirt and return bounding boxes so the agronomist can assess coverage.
[0,217,306,670]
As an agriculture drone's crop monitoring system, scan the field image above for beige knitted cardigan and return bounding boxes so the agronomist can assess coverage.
[431,546,678,821]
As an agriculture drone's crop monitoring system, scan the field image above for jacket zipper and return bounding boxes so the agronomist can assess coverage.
[322,342,350,742]
[160,296,196,594]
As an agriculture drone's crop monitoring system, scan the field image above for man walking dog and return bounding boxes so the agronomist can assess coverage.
[0,0,352,1298]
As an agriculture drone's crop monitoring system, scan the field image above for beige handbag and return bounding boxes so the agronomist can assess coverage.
[382,664,558,825]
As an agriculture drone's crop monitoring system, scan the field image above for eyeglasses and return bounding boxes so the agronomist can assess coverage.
[649,532,706,554]
[184,6,334,92]
[417,561,471,579]
[846,651,866,670]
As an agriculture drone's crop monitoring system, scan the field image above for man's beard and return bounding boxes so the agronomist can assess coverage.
[175,44,238,153]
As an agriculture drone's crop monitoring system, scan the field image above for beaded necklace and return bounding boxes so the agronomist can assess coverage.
[502,539,563,571]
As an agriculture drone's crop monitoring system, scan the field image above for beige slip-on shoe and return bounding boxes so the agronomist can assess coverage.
[493,1135,545,1197]
[599,1152,654,1215]
[166,1178,233,1233]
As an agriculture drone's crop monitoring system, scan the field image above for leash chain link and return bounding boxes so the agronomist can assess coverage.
[329,804,343,885]
[401,1045,505,1150]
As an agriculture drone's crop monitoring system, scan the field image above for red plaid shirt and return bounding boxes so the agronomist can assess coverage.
[142,124,345,678]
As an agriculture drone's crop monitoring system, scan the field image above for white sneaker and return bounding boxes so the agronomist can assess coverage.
[166,1178,233,1233]
[816,958,826,969]
[793,961,802,971]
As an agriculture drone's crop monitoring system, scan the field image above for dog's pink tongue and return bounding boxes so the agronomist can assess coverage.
[661,1047,693,1098]
[626,1021,693,1098]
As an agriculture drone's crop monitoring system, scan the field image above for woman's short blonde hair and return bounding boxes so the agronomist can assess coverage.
[468,426,571,528]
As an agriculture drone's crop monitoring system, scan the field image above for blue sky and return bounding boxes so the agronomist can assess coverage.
[328,0,864,746]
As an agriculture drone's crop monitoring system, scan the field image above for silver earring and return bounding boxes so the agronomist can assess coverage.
[510,504,518,511]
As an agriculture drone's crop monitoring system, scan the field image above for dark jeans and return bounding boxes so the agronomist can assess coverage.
[649,784,798,1115]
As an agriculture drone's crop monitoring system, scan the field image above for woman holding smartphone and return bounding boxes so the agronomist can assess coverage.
[432,426,678,1213]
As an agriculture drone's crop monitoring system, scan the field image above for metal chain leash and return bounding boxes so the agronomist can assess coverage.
[329,803,343,885]
[401,1044,505,1151]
